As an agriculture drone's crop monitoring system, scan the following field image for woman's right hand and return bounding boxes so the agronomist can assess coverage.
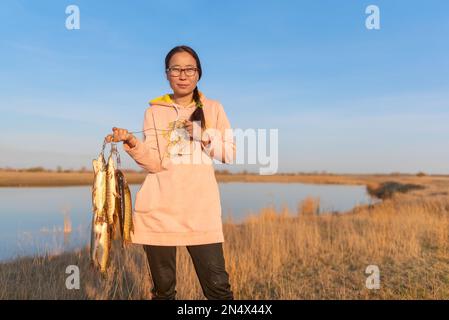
[105,127,136,147]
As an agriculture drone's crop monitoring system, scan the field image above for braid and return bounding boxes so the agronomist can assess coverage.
[193,86,203,109]
[190,86,206,130]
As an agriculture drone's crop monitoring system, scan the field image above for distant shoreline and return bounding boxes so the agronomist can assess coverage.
[1,170,446,187]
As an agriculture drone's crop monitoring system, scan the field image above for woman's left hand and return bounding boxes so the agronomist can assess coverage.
[184,120,211,145]
[184,120,202,141]
[183,120,194,140]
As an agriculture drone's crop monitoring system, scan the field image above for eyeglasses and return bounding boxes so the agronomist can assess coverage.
[166,66,198,77]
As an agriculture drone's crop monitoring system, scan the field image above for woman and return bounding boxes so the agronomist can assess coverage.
[105,45,236,300]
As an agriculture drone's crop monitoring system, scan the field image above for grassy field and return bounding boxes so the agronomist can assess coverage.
[1,176,448,299]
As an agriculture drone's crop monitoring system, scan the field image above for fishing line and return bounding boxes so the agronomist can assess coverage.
[101,141,122,169]
[128,127,173,135]
[108,103,183,137]
[102,104,203,155]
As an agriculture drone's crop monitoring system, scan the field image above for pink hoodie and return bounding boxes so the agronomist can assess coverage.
[123,91,236,246]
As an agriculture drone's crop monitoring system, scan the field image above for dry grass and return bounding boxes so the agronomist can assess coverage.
[298,196,321,216]
[1,188,449,300]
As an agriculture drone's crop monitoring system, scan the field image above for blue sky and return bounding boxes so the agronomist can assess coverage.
[1,0,448,173]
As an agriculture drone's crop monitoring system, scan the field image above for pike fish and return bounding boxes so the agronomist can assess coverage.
[123,183,134,244]
[91,153,107,219]
[106,154,119,228]
[90,153,107,269]
[90,145,134,275]
[116,170,134,245]
[97,221,110,274]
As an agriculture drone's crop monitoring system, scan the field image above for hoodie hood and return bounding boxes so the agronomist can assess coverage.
[149,90,206,108]
[149,91,207,124]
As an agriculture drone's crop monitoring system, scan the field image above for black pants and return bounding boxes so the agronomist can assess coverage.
[143,242,234,300]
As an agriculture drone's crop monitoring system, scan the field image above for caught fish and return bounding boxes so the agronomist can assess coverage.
[97,221,110,274]
[123,183,134,244]
[116,170,134,245]
[91,153,107,220]
[112,193,122,241]
[106,154,119,227]
[90,142,134,275]
[90,153,107,268]
[116,170,126,240]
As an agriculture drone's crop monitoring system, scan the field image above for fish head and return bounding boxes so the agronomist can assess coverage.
[92,159,99,173]
[98,153,106,169]
[93,153,106,173]
[107,154,115,169]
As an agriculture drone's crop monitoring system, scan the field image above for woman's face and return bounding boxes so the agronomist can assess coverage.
[166,51,200,96]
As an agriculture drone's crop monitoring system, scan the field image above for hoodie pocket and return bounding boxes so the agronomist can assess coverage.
[134,174,160,213]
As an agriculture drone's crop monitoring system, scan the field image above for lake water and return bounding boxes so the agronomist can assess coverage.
[0,183,375,261]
